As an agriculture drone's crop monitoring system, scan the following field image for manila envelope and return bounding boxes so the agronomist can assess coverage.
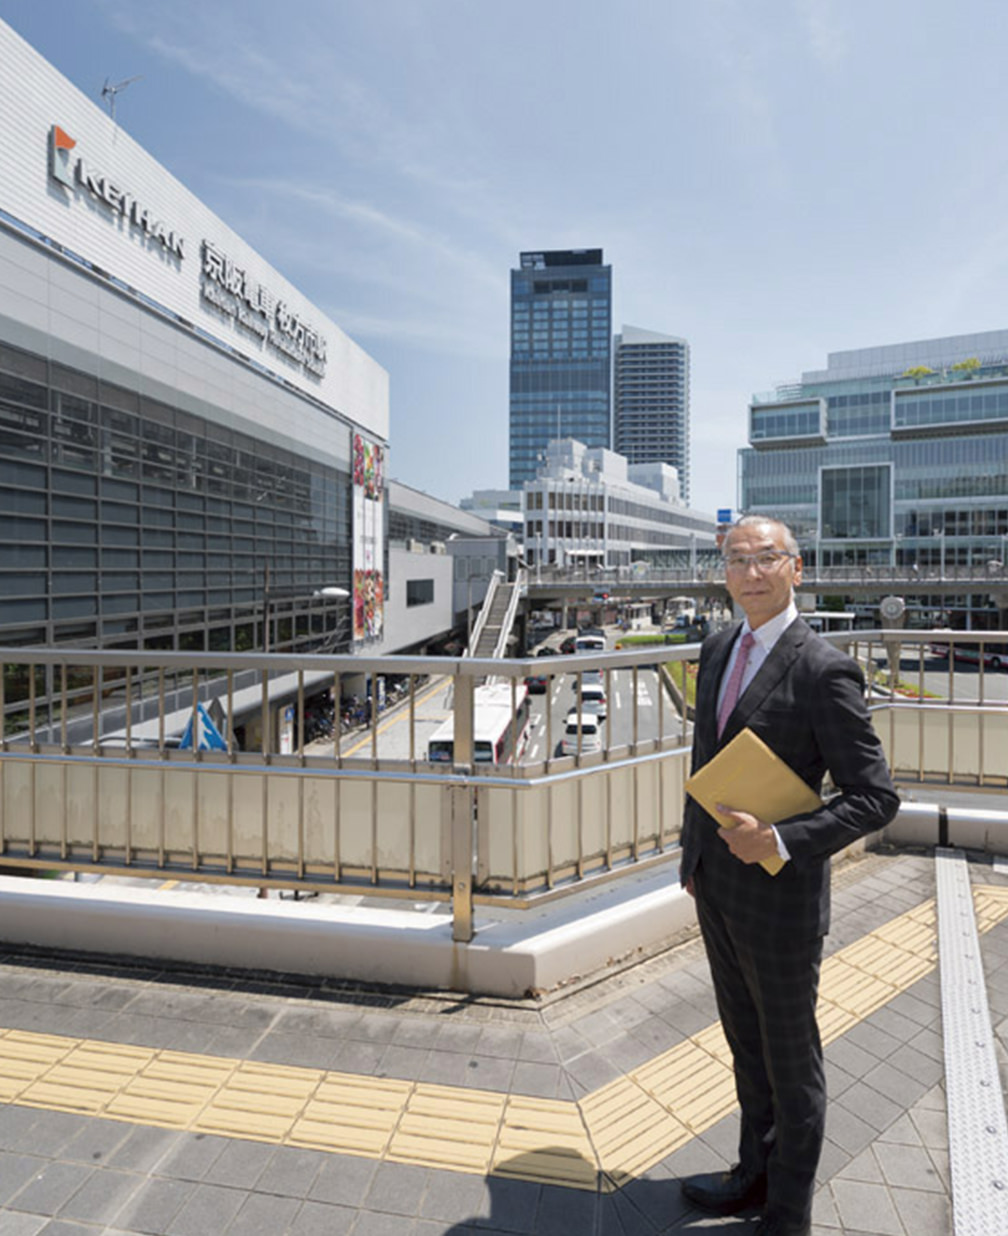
[684,727,822,876]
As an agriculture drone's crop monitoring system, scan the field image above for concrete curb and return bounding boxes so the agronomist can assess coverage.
[0,864,695,998]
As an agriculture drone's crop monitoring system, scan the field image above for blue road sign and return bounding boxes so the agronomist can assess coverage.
[179,702,228,751]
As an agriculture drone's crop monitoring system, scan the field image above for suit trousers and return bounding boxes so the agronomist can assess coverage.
[694,868,826,1225]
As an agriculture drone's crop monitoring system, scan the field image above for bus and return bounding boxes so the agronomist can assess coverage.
[929,640,1007,671]
[427,682,532,765]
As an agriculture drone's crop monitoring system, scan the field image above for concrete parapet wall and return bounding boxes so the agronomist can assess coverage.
[0,864,696,998]
[881,801,1008,854]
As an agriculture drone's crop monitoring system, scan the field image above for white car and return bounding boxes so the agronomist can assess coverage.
[571,683,607,720]
[562,713,602,755]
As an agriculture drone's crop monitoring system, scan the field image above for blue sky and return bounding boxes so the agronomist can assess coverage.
[4,0,1008,514]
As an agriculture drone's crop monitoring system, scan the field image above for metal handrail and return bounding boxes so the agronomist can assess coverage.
[492,567,526,660]
[464,569,503,657]
[0,630,1005,940]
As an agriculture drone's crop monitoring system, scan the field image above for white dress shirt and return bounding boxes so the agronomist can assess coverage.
[716,600,799,718]
[716,600,800,860]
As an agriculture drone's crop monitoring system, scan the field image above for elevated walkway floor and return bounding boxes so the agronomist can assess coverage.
[0,849,1006,1233]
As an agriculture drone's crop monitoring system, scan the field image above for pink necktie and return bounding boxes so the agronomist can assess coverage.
[717,631,755,737]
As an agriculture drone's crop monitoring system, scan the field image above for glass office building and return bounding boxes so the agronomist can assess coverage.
[0,19,389,654]
[740,331,1008,571]
[509,249,611,489]
[613,326,691,503]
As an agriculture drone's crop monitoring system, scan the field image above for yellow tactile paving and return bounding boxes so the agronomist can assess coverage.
[634,1031,737,1133]
[107,1049,240,1128]
[976,883,1008,931]
[493,1095,598,1188]
[287,1073,413,1156]
[816,1001,860,1041]
[820,957,897,1016]
[387,1084,506,1172]
[1,884,1006,1191]
[18,1042,155,1115]
[581,1075,692,1187]
[194,1061,324,1141]
[0,1029,79,1100]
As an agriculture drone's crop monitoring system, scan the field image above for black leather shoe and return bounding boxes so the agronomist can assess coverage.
[753,1213,812,1236]
[680,1164,767,1215]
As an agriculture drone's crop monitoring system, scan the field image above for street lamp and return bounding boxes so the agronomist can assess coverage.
[262,563,349,654]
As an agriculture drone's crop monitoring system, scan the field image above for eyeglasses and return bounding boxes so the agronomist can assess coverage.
[722,551,797,572]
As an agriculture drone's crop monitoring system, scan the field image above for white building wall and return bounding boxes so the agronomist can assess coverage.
[378,548,454,653]
[0,18,387,443]
[0,228,351,471]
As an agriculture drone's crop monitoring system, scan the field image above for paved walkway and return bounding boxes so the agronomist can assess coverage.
[0,848,1006,1235]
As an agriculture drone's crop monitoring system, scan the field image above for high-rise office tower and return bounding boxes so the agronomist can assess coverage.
[509,249,612,489]
[613,326,691,504]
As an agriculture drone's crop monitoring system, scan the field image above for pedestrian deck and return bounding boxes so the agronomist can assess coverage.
[0,848,1005,1235]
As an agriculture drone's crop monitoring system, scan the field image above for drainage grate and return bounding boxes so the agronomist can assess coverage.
[936,847,1008,1236]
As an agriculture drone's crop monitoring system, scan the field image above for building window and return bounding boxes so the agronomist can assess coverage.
[406,578,434,607]
[820,465,891,539]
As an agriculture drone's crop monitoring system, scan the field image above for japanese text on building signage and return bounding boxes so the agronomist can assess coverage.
[200,240,327,377]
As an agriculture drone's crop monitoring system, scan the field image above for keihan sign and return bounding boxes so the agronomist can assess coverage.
[46,124,328,382]
[49,124,186,260]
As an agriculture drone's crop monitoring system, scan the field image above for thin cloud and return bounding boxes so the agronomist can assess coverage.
[695,0,784,175]
[792,0,848,69]
[99,1,501,219]
[219,176,501,292]
[321,303,500,359]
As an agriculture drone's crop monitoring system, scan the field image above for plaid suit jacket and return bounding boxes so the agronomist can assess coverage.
[679,617,899,942]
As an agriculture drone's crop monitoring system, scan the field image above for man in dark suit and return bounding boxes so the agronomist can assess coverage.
[678,516,899,1236]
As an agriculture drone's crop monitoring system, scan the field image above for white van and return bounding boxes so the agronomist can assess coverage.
[562,714,602,755]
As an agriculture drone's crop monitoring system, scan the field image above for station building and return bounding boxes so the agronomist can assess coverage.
[740,331,1008,572]
[0,19,394,657]
[522,438,717,571]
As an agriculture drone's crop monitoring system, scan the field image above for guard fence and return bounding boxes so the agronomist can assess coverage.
[0,630,1005,941]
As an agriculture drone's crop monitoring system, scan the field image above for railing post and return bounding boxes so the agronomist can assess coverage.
[451,672,475,943]
[453,673,474,767]
[449,779,474,943]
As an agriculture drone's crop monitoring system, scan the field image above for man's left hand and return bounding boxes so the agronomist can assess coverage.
[715,805,779,864]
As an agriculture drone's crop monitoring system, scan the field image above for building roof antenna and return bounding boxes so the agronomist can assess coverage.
[100,74,143,123]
